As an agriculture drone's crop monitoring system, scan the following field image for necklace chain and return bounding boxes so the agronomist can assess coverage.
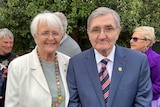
[37,52,63,107]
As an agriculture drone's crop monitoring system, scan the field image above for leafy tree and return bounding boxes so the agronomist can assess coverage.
[0,0,159,54]
[117,0,160,47]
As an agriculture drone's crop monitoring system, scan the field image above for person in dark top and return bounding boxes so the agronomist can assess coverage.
[0,28,16,107]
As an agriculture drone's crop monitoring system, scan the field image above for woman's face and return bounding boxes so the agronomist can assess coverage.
[130,31,150,52]
[35,21,62,54]
[0,36,14,55]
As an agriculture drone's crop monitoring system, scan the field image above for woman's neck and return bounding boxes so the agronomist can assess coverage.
[37,50,55,62]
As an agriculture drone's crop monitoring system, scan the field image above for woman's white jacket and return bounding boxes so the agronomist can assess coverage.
[5,47,70,107]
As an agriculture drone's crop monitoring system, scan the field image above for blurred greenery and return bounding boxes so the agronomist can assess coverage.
[0,0,160,55]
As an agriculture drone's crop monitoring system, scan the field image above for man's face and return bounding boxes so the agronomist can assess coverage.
[0,36,14,55]
[87,13,121,56]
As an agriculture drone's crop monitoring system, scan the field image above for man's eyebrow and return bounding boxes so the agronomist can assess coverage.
[91,26,100,29]
[104,25,113,28]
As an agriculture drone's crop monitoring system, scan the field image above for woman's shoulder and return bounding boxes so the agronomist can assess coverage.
[57,51,70,60]
[10,52,32,65]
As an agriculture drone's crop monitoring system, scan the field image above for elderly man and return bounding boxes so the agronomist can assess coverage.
[67,7,152,107]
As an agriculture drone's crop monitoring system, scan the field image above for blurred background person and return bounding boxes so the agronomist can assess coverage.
[130,26,160,107]
[54,12,82,57]
[0,28,16,107]
[5,12,70,107]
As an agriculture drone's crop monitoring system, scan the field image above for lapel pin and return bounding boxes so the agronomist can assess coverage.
[118,67,122,72]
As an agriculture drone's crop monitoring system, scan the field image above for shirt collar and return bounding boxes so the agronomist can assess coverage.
[95,45,115,64]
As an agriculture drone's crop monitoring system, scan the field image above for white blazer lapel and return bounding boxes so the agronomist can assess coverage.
[57,52,70,107]
[29,48,50,94]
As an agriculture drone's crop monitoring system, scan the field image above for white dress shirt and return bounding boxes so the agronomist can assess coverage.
[94,45,115,80]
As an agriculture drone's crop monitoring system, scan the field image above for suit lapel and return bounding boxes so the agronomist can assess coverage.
[30,50,69,106]
[57,52,69,106]
[85,46,127,107]
[85,48,106,107]
[107,45,127,107]
[29,49,50,93]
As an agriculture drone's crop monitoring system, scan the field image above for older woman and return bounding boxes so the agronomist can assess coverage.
[0,28,16,107]
[5,12,70,107]
[130,26,160,107]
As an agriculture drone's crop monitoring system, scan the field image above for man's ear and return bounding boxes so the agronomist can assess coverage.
[118,27,122,33]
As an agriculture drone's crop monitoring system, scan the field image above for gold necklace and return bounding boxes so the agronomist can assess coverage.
[37,52,63,107]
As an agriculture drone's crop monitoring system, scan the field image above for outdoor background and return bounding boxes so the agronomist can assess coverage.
[0,0,160,55]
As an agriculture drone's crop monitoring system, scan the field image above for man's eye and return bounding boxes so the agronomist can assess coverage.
[106,27,114,31]
[104,27,115,33]
[92,29,99,32]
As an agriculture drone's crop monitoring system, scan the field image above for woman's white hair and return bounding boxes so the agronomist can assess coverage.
[0,28,14,39]
[30,12,65,38]
[133,26,155,46]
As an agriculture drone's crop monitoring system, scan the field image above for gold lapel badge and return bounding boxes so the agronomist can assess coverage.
[118,67,122,72]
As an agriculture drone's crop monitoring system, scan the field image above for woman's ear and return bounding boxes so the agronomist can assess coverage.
[61,34,65,40]
[33,35,38,45]
[145,39,152,47]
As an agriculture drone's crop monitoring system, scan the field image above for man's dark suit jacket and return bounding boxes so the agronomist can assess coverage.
[67,45,152,107]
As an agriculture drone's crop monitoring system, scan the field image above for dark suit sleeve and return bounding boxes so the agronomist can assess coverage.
[134,56,152,107]
[67,59,82,107]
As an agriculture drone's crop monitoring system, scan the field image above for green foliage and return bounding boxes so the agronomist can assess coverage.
[0,0,160,54]
[117,0,160,47]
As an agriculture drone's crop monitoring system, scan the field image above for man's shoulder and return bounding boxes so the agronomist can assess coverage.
[115,45,148,63]
[64,35,79,45]
[70,48,92,60]
[117,45,145,56]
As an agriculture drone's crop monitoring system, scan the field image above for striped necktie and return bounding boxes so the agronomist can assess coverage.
[99,58,110,104]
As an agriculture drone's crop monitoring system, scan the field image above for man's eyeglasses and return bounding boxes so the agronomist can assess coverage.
[89,27,118,35]
[130,37,147,42]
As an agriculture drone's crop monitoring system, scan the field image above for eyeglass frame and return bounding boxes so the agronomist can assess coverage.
[37,31,61,38]
[130,37,147,42]
[88,26,119,35]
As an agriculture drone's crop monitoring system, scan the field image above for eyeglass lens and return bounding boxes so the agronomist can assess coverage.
[131,37,146,42]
